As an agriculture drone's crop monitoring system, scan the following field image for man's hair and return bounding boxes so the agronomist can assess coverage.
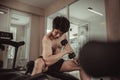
[52,16,70,33]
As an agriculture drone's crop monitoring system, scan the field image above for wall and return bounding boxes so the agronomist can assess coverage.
[0,0,44,16]
[39,16,45,55]
[0,7,9,31]
[105,0,120,41]
[45,0,76,16]
[29,15,45,60]
[89,15,107,41]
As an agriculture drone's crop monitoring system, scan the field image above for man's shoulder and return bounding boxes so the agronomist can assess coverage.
[42,34,51,42]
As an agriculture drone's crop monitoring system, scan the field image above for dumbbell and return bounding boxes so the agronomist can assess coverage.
[61,39,75,59]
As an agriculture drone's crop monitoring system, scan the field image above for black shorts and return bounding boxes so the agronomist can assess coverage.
[46,59,64,73]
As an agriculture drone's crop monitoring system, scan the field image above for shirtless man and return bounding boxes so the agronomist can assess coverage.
[31,16,90,80]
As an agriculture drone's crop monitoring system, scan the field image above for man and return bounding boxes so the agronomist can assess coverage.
[32,16,90,80]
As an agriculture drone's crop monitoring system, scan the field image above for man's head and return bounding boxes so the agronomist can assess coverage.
[52,16,70,33]
[51,16,70,39]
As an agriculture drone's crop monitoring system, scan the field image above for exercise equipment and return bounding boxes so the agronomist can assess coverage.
[11,73,49,80]
[0,60,3,68]
[0,39,25,80]
[25,60,79,80]
[0,31,13,40]
[61,39,76,59]
[79,40,120,78]
[0,31,26,80]
[25,60,34,75]
[45,71,79,80]
[0,44,5,51]
[0,38,25,69]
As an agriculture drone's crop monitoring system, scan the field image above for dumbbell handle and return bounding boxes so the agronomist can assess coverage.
[61,39,76,59]
[68,52,76,59]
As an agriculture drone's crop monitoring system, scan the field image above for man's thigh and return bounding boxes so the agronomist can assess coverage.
[60,60,80,72]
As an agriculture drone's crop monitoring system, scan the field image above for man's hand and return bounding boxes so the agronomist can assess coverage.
[73,57,80,66]
[63,44,73,54]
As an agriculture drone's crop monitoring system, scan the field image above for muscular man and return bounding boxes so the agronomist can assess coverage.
[31,16,90,80]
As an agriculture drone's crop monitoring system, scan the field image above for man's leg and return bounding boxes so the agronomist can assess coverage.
[80,69,91,80]
[60,60,91,80]
[31,58,45,76]
[60,60,80,72]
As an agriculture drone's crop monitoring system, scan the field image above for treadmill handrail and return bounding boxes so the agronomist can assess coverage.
[0,38,25,47]
[0,38,25,69]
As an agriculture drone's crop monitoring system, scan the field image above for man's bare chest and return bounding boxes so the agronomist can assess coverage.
[52,39,62,49]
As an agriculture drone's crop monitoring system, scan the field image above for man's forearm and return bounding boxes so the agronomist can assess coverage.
[43,52,66,66]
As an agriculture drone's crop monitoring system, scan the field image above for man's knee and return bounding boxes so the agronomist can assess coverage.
[35,58,45,67]
[32,58,45,75]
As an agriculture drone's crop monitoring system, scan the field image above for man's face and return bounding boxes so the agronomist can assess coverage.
[52,29,63,39]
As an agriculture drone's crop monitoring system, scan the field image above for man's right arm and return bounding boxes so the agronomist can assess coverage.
[42,37,67,66]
